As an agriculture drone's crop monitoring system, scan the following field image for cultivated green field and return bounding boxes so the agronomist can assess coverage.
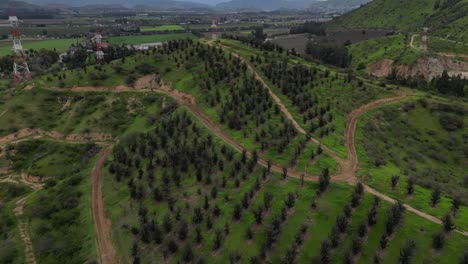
[140,25,184,32]
[0,38,79,57]
[107,33,196,45]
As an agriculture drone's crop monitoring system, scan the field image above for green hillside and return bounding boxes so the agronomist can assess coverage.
[330,0,468,42]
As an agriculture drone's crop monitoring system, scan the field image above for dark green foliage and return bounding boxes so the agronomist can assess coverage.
[432,231,445,250]
[443,214,454,232]
[290,21,326,35]
[431,188,441,207]
[399,240,416,264]
[305,40,351,68]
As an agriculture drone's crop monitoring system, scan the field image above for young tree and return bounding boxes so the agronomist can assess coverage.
[320,240,330,264]
[406,178,414,195]
[213,229,223,250]
[443,214,454,232]
[182,244,194,262]
[178,221,189,240]
[399,240,416,264]
[246,226,254,240]
[233,203,242,220]
[432,231,445,250]
[431,188,441,207]
[391,175,400,190]
[194,226,203,244]
[282,167,288,180]
[285,192,296,208]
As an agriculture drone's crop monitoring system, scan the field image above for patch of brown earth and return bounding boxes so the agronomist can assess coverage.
[367,59,394,77]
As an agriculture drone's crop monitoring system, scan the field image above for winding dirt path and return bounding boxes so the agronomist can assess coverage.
[15,194,38,264]
[91,147,119,264]
[12,175,43,264]
[335,93,409,183]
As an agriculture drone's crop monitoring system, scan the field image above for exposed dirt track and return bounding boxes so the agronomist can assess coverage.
[91,147,119,264]
[337,93,409,183]
[11,175,43,264]
[15,194,38,264]
[0,128,114,146]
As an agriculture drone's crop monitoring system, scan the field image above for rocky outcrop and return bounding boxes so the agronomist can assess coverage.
[368,55,468,80]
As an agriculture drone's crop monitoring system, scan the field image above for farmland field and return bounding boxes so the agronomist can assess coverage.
[0,38,80,56]
[140,25,184,32]
[107,33,196,45]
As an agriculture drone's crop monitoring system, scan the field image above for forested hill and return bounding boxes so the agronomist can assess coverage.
[329,0,468,42]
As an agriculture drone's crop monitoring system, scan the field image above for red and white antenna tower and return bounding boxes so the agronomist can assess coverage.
[9,1,31,83]
[421,27,429,51]
[94,31,105,64]
[211,16,217,40]
[93,21,108,64]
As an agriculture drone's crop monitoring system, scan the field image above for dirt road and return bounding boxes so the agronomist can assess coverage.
[91,147,119,264]
[337,93,409,183]
[12,175,43,264]
[15,194,38,264]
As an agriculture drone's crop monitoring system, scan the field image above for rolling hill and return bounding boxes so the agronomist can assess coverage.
[330,0,468,42]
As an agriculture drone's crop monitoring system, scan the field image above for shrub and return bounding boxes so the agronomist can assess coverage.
[432,232,445,250]
[439,114,463,131]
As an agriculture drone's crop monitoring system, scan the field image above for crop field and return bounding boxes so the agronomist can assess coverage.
[356,97,468,230]
[0,26,92,39]
[218,38,396,158]
[0,38,80,57]
[140,25,185,32]
[107,33,196,45]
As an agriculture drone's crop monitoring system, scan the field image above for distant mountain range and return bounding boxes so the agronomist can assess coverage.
[216,0,318,11]
[7,0,375,11]
[12,0,209,9]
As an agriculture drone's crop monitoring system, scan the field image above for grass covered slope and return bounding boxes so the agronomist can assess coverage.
[7,140,101,264]
[103,108,468,263]
[357,97,468,229]
[331,0,436,30]
[0,87,167,137]
[218,38,396,158]
[347,34,420,71]
[44,39,337,174]
[330,0,468,42]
